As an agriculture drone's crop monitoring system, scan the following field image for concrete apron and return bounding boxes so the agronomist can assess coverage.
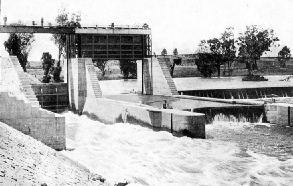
[82,97,206,139]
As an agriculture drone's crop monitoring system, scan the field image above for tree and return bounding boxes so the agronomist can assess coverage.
[196,28,236,77]
[119,60,137,79]
[197,40,210,53]
[4,22,35,72]
[196,53,217,77]
[51,6,81,62]
[196,40,215,77]
[206,38,223,77]
[207,27,236,77]
[237,25,279,75]
[41,52,54,83]
[173,48,178,56]
[170,58,182,77]
[95,60,108,78]
[278,46,291,68]
[4,34,21,56]
[52,65,62,82]
[161,48,167,56]
[170,48,180,76]
[219,28,237,76]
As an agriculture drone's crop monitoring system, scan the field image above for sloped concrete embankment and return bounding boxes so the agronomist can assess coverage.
[1,57,66,150]
[0,121,105,186]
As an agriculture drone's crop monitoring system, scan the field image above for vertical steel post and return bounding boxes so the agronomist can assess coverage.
[66,34,70,107]
[77,34,82,58]
[56,87,58,113]
[150,34,153,95]
[288,106,291,127]
[41,88,43,108]
[171,113,173,134]
[142,35,145,94]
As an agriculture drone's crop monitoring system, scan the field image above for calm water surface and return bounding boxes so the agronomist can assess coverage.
[99,76,293,94]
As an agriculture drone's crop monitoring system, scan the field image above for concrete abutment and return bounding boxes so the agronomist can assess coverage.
[1,57,66,150]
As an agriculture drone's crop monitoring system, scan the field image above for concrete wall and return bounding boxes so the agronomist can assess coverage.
[265,103,293,126]
[0,57,66,150]
[136,59,153,95]
[137,57,178,96]
[0,92,66,150]
[151,58,173,96]
[137,60,142,94]
[82,97,206,138]
[67,58,102,113]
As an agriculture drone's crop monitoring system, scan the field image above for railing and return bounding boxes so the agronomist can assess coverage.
[0,23,151,30]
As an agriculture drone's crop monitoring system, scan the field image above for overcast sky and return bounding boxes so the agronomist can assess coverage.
[1,0,293,60]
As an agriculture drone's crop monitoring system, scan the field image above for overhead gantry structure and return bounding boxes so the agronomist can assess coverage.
[0,24,152,94]
[0,25,152,61]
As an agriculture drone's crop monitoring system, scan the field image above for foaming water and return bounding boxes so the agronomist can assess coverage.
[61,112,293,185]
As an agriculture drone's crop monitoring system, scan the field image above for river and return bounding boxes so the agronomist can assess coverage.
[61,79,293,185]
[61,112,293,185]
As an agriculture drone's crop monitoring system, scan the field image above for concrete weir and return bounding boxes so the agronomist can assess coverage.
[68,57,206,138]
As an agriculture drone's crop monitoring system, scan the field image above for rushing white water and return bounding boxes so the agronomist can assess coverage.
[61,112,293,186]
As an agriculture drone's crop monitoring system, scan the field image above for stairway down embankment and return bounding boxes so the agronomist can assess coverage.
[9,56,40,106]
[85,58,102,98]
[0,56,66,150]
[157,58,179,95]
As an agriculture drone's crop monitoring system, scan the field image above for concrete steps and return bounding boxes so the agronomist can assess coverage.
[8,56,41,105]
[157,58,179,95]
[85,60,102,98]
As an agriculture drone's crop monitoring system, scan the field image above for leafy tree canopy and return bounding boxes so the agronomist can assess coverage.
[197,40,210,53]
[51,6,81,61]
[278,46,291,68]
[237,25,279,74]
[95,60,108,78]
[197,27,236,77]
[3,21,35,72]
[119,60,137,79]
[41,52,55,83]
[173,48,178,56]
[196,53,217,77]
[161,48,167,56]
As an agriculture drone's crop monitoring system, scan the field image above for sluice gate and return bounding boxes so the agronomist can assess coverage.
[31,83,69,113]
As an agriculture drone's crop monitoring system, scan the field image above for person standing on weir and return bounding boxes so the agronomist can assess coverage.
[162,100,168,109]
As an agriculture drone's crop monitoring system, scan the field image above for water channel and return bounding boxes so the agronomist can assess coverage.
[61,79,293,185]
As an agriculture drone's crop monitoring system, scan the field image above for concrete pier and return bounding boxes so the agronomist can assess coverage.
[137,57,178,96]
[265,103,293,126]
